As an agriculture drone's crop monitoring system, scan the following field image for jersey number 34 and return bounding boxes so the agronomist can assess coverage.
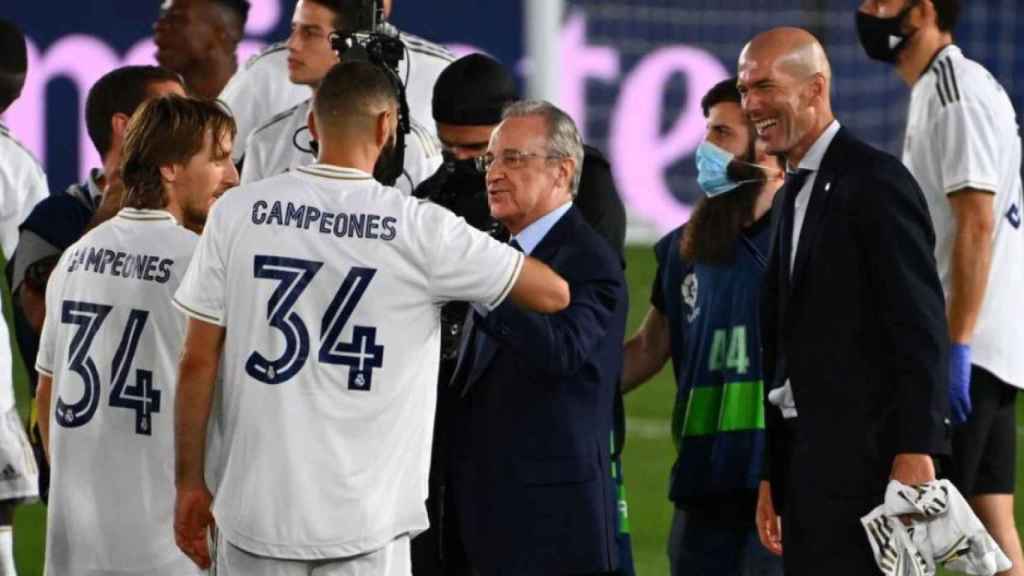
[246,255,383,390]
[56,301,159,435]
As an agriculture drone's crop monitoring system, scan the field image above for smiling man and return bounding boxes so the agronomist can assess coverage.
[153,0,250,99]
[448,100,628,576]
[739,28,949,575]
[622,77,784,576]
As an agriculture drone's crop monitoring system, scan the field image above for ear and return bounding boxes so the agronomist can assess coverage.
[307,109,319,143]
[556,157,575,192]
[110,113,131,148]
[375,110,391,149]
[808,73,827,103]
[159,163,180,185]
[916,0,938,28]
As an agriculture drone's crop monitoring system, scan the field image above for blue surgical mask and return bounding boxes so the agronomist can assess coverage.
[695,140,768,197]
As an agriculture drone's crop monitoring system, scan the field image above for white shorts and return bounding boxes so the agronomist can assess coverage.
[215,533,411,576]
[0,408,38,503]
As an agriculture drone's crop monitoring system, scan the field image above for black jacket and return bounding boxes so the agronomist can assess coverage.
[762,127,950,507]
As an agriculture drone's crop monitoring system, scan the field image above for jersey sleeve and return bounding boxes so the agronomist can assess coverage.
[173,204,229,326]
[930,101,1001,195]
[0,155,48,260]
[36,250,69,377]
[425,206,524,310]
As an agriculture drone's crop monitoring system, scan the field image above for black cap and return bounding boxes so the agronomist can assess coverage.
[432,54,518,126]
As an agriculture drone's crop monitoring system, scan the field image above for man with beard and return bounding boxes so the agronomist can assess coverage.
[856,2,1024,571]
[172,61,569,575]
[413,53,632,575]
[622,78,784,576]
[9,66,185,505]
[153,0,250,99]
[236,0,443,194]
[36,94,238,576]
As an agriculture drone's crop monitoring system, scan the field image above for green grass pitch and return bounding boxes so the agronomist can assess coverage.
[7,246,1023,574]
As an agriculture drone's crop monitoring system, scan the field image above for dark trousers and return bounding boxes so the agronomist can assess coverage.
[780,421,882,576]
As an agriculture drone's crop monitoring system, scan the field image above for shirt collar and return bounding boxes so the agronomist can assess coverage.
[296,164,374,181]
[793,119,841,173]
[512,201,572,256]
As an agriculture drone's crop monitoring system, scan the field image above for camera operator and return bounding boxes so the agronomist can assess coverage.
[221,0,453,166]
[411,53,634,576]
[239,0,442,194]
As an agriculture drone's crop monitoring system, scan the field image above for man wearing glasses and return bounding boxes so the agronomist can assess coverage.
[447,100,628,576]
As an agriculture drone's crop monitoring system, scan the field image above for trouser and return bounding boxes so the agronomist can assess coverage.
[779,420,881,576]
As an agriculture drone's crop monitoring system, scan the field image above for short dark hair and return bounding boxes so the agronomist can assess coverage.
[85,66,183,159]
[121,95,236,210]
[305,0,364,31]
[314,60,397,133]
[932,0,961,32]
[700,77,742,118]
[212,0,251,24]
[210,0,251,37]
[0,19,28,113]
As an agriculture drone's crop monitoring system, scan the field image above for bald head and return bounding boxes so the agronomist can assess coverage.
[737,27,835,164]
[742,27,831,88]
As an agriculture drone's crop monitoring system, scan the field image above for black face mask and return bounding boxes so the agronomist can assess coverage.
[856,3,917,63]
[438,152,493,232]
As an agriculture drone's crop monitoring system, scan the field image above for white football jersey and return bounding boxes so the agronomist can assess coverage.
[903,44,1024,388]
[220,30,454,163]
[173,164,523,560]
[0,122,49,413]
[36,209,202,576]
[239,97,442,195]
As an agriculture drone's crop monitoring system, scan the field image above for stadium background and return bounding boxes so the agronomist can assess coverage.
[1,0,1022,573]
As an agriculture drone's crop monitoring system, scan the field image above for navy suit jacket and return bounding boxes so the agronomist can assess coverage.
[450,206,627,576]
[761,127,950,510]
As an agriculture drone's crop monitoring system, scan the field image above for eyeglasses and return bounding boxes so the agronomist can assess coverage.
[474,150,566,173]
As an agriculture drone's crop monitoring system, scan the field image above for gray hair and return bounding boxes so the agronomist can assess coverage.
[502,99,584,197]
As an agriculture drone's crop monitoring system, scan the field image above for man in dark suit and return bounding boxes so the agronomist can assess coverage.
[739,28,950,575]
[449,100,627,576]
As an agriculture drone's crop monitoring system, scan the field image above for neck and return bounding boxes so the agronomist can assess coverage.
[897,30,953,86]
[750,176,783,224]
[317,143,378,175]
[504,195,570,236]
[182,53,237,99]
[786,113,835,168]
[99,151,123,190]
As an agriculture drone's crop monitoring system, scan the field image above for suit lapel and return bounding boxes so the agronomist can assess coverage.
[790,128,847,290]
[462,208,577,393]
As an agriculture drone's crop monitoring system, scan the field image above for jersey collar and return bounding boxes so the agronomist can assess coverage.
[296,164,374,181]
[917,43,960,87]
[115,207,178,224]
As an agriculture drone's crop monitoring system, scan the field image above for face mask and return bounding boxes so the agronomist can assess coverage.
[695,141,769,198]
[856,3,917,63]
